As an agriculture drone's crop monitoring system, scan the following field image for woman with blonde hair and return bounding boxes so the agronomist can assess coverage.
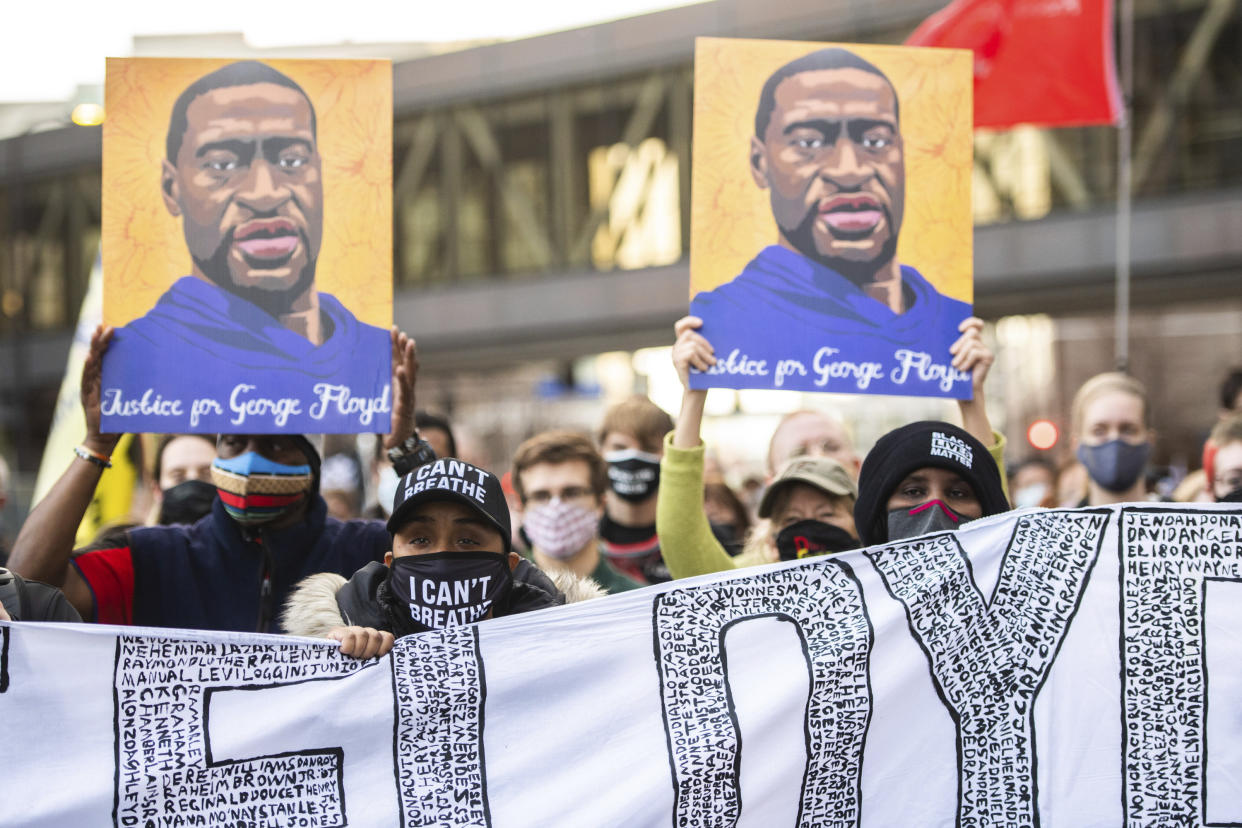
[1071,372,1153,505]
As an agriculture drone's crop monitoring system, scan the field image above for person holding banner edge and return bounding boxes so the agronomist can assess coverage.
[660,313,1006,577]
[7,322,419,633]
[281,457,604,658]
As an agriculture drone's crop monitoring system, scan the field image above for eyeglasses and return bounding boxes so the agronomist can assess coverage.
[525,486,596,506]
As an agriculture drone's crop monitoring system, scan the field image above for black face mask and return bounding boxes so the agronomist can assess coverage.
[1219,487,1242,504]
[712,522,744,557]
[158,479,218,525]
[604,449,661,502]
[775,519,859,561]
[387,551,514,634]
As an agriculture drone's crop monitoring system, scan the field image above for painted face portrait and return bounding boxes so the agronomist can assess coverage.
[751,63,904,286]
[101,57,393,435]
[162,76,324,318]
[686,40,971,399]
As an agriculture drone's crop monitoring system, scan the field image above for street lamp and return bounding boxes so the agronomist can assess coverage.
[70,103,105,127]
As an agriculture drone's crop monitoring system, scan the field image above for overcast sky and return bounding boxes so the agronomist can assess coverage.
[2,0,698,102]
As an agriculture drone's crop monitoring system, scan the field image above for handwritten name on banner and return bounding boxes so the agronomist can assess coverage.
[3,504,1242,826]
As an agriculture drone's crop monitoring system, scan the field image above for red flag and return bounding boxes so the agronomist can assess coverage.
[906,0,1123,129]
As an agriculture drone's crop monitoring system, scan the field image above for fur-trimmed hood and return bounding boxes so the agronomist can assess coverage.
[281,558,606,640]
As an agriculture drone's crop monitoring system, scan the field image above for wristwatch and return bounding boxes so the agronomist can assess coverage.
[387,433,438,476]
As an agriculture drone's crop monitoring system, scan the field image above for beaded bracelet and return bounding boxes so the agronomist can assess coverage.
[73,444,113,470]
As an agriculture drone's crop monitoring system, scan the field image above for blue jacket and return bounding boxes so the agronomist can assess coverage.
[77,495,390,633]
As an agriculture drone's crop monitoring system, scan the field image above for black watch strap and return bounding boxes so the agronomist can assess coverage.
[389,436,437,476]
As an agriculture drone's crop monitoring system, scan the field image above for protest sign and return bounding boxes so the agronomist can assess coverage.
[689,38,974,399]
[100,58,393,433]
[3,504,1241,825]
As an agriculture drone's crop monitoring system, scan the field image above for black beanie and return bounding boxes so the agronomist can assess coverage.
[854,421,1008,547]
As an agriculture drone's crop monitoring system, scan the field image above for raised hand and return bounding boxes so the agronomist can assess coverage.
[385,327,418,450]
[80,325,120,455]
[672,315,716,389]
[950,316,993,396]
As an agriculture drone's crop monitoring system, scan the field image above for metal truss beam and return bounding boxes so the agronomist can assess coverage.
[1132,0,1239,192]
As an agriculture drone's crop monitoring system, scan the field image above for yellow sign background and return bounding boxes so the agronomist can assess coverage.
[102,57,392,328]
[690,38,972,302]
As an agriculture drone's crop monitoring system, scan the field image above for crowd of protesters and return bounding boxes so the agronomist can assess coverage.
[0,314,1238,656]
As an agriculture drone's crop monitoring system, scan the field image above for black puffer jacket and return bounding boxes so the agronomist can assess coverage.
[280,559,605,640]
[0,568,82,622]
[336,559,565,637]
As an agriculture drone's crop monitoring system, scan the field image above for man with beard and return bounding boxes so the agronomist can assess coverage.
[103,61,389,431]
[691,47,971,397]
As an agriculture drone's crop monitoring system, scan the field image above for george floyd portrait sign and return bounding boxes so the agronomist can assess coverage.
[100,58,393,433]
[689,38,974,399]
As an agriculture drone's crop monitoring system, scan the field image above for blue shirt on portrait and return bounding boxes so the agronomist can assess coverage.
[689,245,972,398]
[101,276,391,433]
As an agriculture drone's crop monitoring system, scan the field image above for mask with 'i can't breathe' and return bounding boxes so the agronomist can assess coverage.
[387,551,514,633]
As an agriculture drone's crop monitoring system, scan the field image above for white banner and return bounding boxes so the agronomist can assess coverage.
[3,504,1241,827]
